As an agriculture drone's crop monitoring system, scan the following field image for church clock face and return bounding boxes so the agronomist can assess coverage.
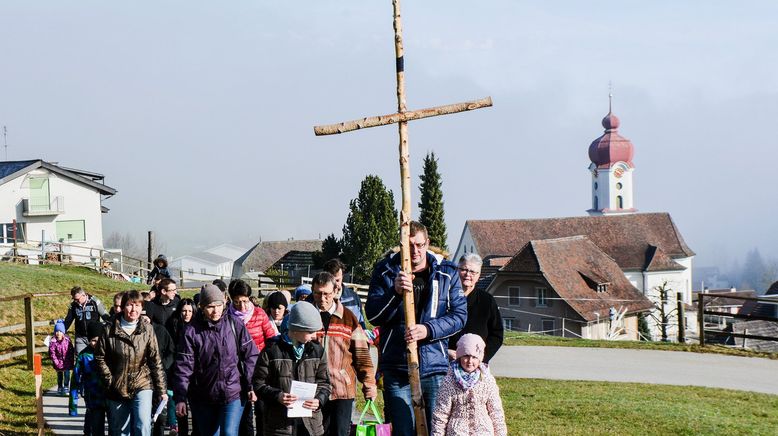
[614,167,624,178]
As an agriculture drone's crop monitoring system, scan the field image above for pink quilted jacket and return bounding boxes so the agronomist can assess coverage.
[48,335,74,371]
[430,368,507,436]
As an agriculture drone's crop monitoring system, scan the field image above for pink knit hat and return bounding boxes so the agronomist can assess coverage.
[456,333,485,361]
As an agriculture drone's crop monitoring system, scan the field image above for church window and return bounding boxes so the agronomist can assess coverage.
[594,196,599,210]
[616,182,623,190]
[617,196,624,209]
[594,182,598,190]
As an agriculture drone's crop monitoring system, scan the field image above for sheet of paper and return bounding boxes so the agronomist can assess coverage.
[287,380,317,418]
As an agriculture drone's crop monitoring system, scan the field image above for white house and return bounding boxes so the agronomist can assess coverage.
[171,252,234,285]
[0,159,116,262]
[169,243,247,286]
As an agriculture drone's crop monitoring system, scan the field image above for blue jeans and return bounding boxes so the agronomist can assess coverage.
[57,370,71,391]
[191,398,245,436]
[382,370,443,436]
[108,389,153,436]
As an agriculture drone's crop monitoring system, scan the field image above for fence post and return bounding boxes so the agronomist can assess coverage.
[24,295,35,370]
[180,268,185,288]
[147,231,154,270]
[697,293,705,346]
[34,354,44,435]
[676,291,686,343]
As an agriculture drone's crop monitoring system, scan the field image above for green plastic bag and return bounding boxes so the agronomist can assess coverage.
[351,400,391,436]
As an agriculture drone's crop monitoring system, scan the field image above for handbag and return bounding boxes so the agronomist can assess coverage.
[351,399,391,436]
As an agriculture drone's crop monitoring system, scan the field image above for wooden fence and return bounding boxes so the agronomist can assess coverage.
[0,292,67,368]
[697,292,778,349]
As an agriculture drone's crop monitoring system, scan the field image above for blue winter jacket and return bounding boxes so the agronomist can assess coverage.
[366,251,466,378]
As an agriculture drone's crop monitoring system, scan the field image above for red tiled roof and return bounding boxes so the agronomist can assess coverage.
[644,245,686,272]
[468,213,694,271]
[499,236,654,321]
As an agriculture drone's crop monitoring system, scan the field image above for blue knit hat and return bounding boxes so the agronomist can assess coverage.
[54,319,66,334]
[294,284,312,301]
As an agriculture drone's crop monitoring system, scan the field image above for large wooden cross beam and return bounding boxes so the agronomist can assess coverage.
[313,2,491,434]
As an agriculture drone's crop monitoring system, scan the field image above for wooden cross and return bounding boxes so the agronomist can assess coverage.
[313,2,491,434]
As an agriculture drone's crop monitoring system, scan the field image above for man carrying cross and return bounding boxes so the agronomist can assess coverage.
[366,221,467,436]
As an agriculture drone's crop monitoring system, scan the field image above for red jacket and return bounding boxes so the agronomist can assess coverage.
[245,306,277,353]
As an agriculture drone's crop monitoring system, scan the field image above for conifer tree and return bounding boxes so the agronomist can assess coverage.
[342,175,399,281]
[313,233,342,268]
[418,151,448,250]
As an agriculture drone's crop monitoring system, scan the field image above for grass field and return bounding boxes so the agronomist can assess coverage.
[499,378,778,435]
[503,331,778,360]
[0,262,147,355]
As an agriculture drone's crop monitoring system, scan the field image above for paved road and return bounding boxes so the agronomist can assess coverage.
[490,346,778,395]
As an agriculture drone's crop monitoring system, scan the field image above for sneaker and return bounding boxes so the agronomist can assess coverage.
[168,425,178,436]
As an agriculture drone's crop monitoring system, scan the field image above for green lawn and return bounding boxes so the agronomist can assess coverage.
[500,378,778,435]
[0,263,146,357]
[503,331,778,360]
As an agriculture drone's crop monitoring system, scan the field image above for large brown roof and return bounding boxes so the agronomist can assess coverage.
[233,240,322,275]
[468,213,694,271]
[499,236,654,321]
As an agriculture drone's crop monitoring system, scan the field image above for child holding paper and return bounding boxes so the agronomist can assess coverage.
[253,301,330,436]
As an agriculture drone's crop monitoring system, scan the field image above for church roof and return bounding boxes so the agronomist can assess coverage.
[466,212,694,272]
[644,245,686,272]
[497,236,654,322]
[588,109,635,169]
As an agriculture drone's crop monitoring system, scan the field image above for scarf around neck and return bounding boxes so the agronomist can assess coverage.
[229,302,254,324]
[451,360,485,391]
[282,332,306,361]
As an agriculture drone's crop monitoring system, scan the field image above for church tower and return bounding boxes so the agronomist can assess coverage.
[587,96,637,216]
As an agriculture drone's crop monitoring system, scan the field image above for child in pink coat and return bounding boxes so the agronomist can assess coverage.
[430,334,507,436]
[49,319,75,395]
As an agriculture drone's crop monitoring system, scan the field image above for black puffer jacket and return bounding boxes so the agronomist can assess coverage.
[253,339,330,436]
[95,317,167,401]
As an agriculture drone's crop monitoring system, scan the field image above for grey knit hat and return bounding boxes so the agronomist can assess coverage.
[199,284,224,307]
[288,301,323,333]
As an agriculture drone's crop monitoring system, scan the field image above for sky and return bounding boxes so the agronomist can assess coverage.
[2,1,777,270]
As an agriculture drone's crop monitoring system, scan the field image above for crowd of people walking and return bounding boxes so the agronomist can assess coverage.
[55,221,507,436]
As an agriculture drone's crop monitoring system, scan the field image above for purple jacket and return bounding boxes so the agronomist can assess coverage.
[49,335,74,371]
[173,312,258,404]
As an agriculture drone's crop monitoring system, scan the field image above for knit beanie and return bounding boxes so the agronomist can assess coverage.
[266,291,288,310]
[199,284,224,307]
[288,301,323,333]
[86,321,104,339]
[54,319,66,334]
[456,333,486,361]
[294,284,312,301]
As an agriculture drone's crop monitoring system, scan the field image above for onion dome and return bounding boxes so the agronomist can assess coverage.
[588,108,634,169]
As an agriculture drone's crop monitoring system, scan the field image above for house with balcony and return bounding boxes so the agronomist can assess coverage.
[0,159,116,262]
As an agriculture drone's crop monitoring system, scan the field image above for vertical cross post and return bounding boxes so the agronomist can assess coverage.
[313,1,492,433]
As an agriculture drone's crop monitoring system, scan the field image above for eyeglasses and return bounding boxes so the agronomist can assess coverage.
[458,267,480,276]
[411,241,428,250]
